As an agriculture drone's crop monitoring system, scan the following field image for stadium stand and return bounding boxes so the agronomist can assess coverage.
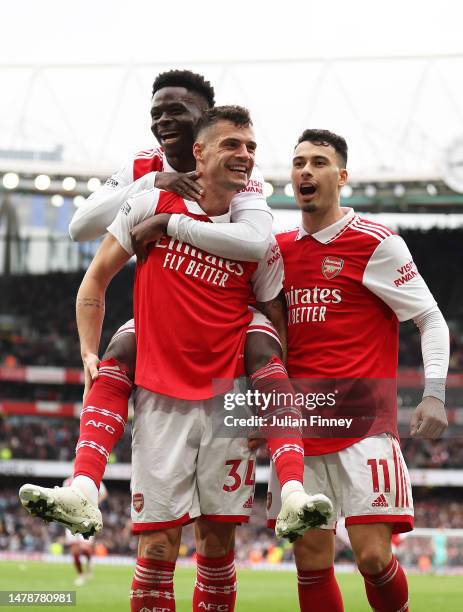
[0,226,462,570]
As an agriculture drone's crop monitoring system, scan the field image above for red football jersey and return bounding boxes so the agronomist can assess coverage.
[109,190,282,400]
[132,147,164,180]
[277,208,436,455]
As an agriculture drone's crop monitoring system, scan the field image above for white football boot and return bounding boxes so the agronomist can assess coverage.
[19,483,102,539]
[74,574,87,586]
[275,481,333,542]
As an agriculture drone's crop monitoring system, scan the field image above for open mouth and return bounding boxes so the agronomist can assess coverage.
[160,132,180,144]
[300,184,317,195]
[227,165,248,176]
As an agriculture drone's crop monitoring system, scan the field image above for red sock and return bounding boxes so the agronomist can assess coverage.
[130,558,175,612]
[249,356,304,486]
[74,358,132,487]
[73,553,82,574]
[297,567,344,611]
[193,551,237,612]
[360,556,409,612]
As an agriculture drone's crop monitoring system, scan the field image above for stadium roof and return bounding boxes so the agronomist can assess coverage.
[2,1,463,184]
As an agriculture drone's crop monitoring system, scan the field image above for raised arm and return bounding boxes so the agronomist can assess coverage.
[69,159,156,242]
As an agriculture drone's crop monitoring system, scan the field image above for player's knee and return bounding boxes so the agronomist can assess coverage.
[195,520,235,558]
[103,333,136,381]
[293,531,335,570]
[138,529,181,562]
[354,547,392,575]
[244,333,282,376]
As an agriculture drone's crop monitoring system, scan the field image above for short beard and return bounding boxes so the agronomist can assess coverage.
[301,203,317,213]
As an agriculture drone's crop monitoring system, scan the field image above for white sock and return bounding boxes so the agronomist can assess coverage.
[281,480,305,504]
[72,475,99,506]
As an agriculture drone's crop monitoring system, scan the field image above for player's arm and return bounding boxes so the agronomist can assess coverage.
[250,237,288,360]
[363,234,450,438]
[77,189,159,398]
[130,166,273,262]
[76,235,131,397]
[69,158,157,242]
[131,207,273,263]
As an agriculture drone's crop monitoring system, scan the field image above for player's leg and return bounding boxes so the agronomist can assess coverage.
[73,323,135,499]
[70,542,83,581]
[293,529,344,611]
[347,523,409,611]
[193,518,237,612]
[130,388,201,612]
[19,321,134,535]
[340,435,412,611]
[131,528,182,612]
[81,542,94,578]
[245,311,332,538]
[194,409,256,612]
[267,455,344,611]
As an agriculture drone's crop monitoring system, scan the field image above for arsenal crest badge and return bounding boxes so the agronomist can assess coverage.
[322,256,344,280]
[132,492,144,513]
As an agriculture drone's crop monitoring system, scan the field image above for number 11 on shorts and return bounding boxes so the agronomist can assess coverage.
[367,458,391,493]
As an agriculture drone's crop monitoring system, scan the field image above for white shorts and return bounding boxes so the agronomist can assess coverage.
[131,387,257,532]
[112,307,281,347]
[267,434,413,534]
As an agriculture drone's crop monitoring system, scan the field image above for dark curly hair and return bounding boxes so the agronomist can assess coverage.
[152,69,215,108]
[296,129,348,167]
[195,105,252,138]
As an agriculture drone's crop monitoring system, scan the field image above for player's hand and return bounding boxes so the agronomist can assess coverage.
[154,171,203,202]
[248,432,266,451]
[410,396,448,438]
[130,214,171,263]
[82,352,100,402]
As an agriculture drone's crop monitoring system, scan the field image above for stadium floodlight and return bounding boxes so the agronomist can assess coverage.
[50,194,64,207]
[341,185,353,198]
[393,184,406,197]
[284,183,294,197]
[87,177,101,192]
[426,183,438,196]
[73,195,85,208]
[34,174,51,191]
[2,172,19,189]
[263,182,274,198]
[62,177,77,191]
[365,185,377,198]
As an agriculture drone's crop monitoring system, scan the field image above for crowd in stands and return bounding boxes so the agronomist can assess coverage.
[1,415,463,469]
[1,229,463,372]
[1,488,463,567]
[0,268,134,369]
[0,230,462,569]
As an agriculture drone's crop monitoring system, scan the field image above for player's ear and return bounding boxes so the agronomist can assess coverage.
[338,169,348,188]
[193,141,203,163]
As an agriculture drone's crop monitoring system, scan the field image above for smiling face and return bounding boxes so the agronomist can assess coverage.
[150,86,207,158]
[291,140,348,214]
[194,120,256,192]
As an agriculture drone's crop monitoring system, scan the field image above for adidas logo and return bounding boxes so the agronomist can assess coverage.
[243,496,253,509]
[372,494,389,507]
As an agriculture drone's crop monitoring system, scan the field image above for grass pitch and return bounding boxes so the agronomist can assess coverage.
[0,561,461,611]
